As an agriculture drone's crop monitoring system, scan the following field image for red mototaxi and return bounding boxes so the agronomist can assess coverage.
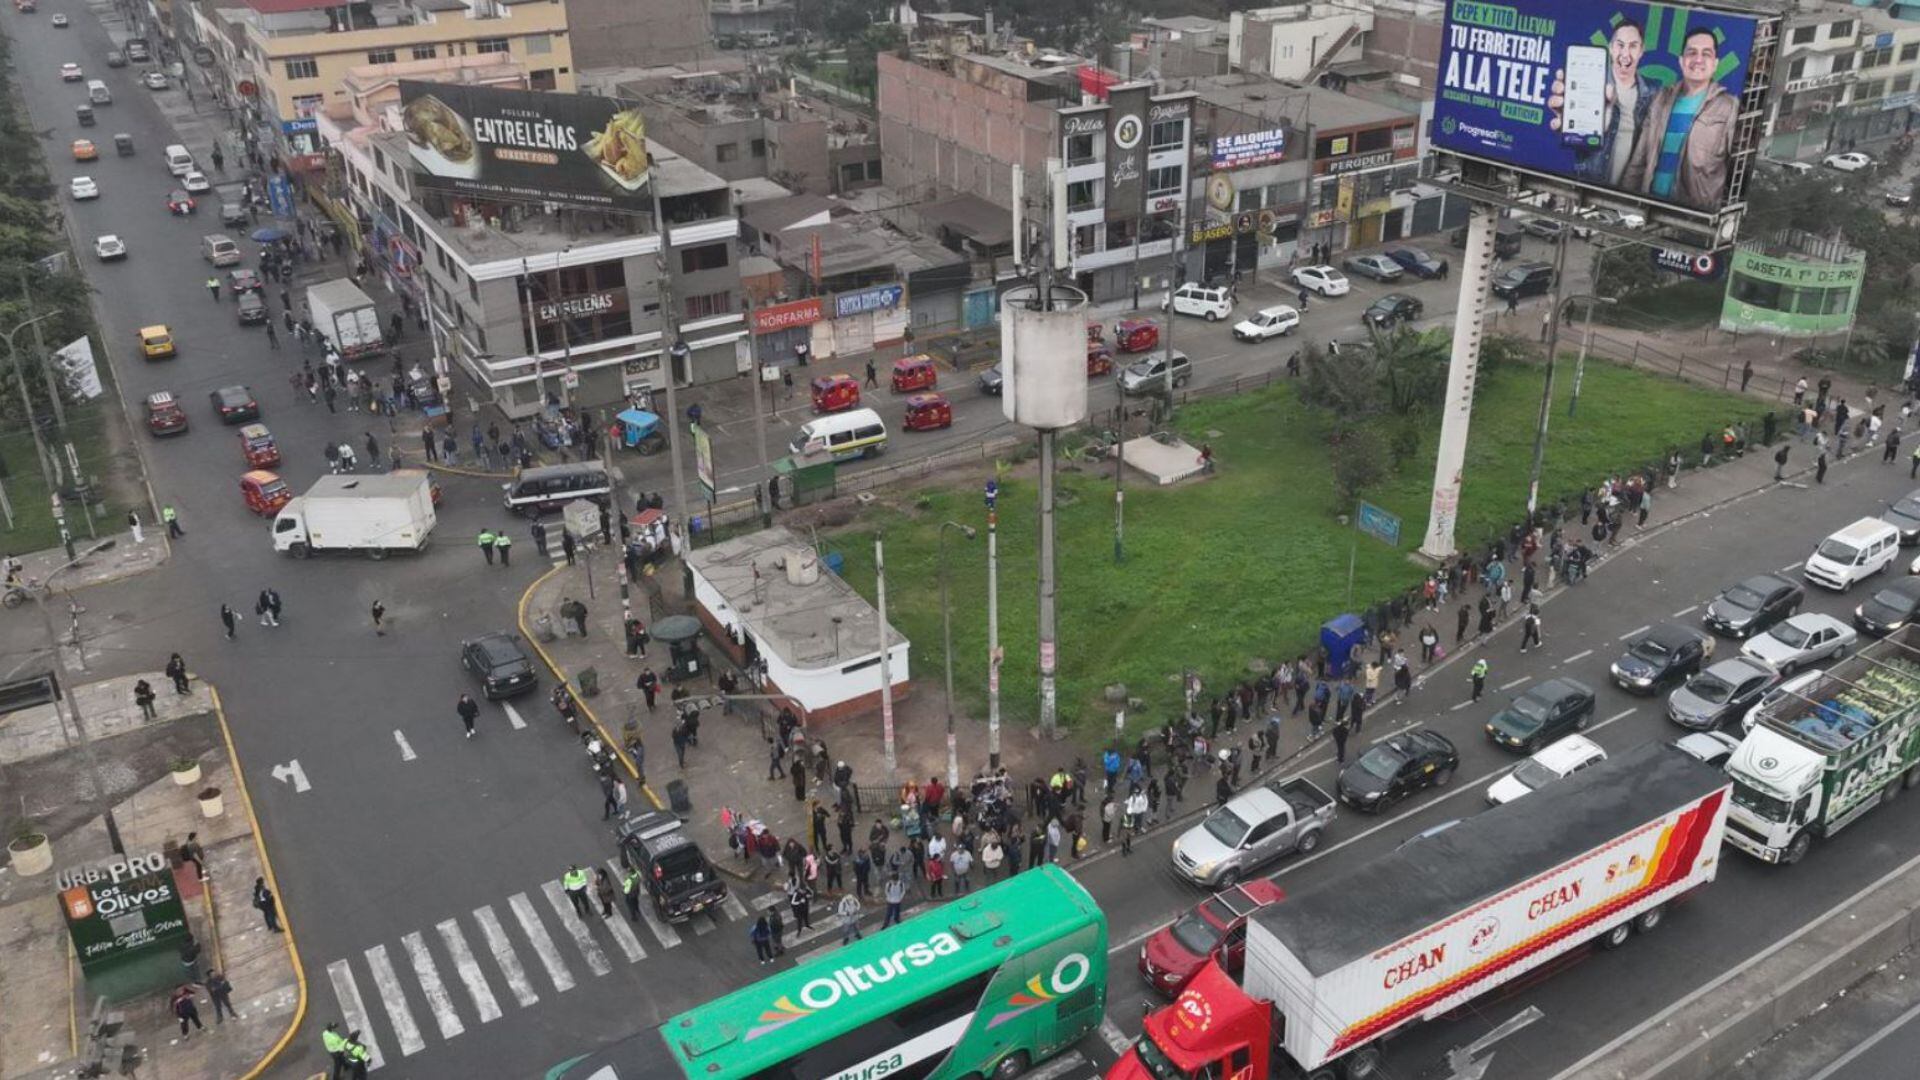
[1087,344,1115,377]
[810,373,861,414]
[239,470,292,516]
[890,354,938,393]
[1114,318,1160,353]
[901,391,952,431]
[237,423,280,468]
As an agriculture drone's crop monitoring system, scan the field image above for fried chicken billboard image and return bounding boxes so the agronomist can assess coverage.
[400,81,652,209]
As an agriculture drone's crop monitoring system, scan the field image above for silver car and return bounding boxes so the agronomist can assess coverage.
[1170,777,1333,887]
[1668,656,1781,731]
[1740,612,1856,674]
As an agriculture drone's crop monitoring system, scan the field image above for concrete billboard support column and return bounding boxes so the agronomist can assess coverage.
[1420,210,1500,560]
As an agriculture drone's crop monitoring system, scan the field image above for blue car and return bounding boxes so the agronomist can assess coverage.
[1386,246,1449,279]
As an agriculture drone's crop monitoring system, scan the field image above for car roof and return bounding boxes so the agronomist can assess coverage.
[1731,572,1791,594]
[1526,734,1606,772]
[1523,677,1592,703]
[1671,731,1739,761]
[1871,576,1920,600]
[146,391,176,406]
[1639,622,1700,648]
[1254,305,1296,318]
[1774,611,1845,633]
[141,324,170,335]
[1705,655,1774,680]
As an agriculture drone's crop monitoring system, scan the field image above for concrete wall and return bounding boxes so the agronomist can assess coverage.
[876,52,1055,209]
[566,0,713,70]
[1362,11,1443,91]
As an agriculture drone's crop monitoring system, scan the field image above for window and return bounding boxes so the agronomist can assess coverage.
[1904,43,1920,63]
[476,37,510,54]
[1857,79,1885,101]
[1067,179,1096,211]
[530,69,556,91]
[469,276,480,302]
[525,33,552,54]
[1863,46,1892,69]
[1791,25,1816,46]
[679,243,729,272]
[1832,20,1854,39]
[1239,186,1264,212]
[1066,132,1096,163]
[1146,165,1181,196]
[367,49,397,65]
[284,56,318,80]
[684,292,730,319]
[1073,223,1097,255]
[751,138,767,158]
[758,970,996,1080]
[715,142,739,163]
[412,45,437,60]
[1149,118,1184,150]
[291,94,324,118]
[1897,74,1914,94]
[1833,53,1856,74]
[1105,217,1134,250]
[1788,58,1807,81]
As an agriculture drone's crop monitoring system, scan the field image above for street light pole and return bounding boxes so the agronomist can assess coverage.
[650,184,692,555]
[1524,230,1573,520]
[985,480,1001,770]
[31,540,122,854]
[938,521,976,788]
[1566,294,1617,417]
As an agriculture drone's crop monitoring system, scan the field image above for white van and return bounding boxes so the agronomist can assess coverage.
[200,234,241,266]
[1804,517,1901,591]
[164,144,194,177]
[790,408,887,462]
[1163,282,1234,322]
[86,79,112,105]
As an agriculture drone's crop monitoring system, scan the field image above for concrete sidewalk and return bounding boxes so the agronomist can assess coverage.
[0,676,303,1080]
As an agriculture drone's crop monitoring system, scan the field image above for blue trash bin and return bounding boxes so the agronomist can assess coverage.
[1320,614,1368,678]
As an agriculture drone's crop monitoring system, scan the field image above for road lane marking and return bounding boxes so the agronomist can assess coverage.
[540,880,612,976]
[751,891,783,911]
[471,905,538,1008]
[596,883,649,963]
[1602,707,1638,725]
[1450,701,1473,711]
[1618,624,1651,641]
[692,910,717,935]
[1562,649,1594,664]
[1099,1018,1132,1055]
[721,893,750,920]
[1499,675,1532,690]
[1780,560,1804,572]
[1024,1050,1089,1080]
[606,858,682,949]
[507,891,574,993]
[434,919,501,1024]
[394,729,415,761]
[325,960,385,1070]
[503,703,527,730]
[1671,604,1700,618]
[401,931,465,1041]
[364,944,425,1057]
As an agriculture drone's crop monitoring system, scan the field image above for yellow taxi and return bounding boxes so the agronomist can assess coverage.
[138,325,176,359]
[71,138,98,161]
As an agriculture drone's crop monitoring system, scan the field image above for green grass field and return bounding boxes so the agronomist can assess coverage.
[826,359,1769,739]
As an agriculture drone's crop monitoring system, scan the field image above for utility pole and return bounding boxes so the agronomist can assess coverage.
[874,533,897,790]
[1566,294,1617,417]
[938,521,974,789]
[3,312,62,498]
[985,479,1001,770]
[34,541,123,855]
[650,185,692,555]
[1524,229,1573,520]
[520,257,546,407]
[21,276,68,434]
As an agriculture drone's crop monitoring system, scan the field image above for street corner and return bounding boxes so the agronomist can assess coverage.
[11,527,169,596]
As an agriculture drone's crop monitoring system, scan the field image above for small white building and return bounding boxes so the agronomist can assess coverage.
[686,527,910,724]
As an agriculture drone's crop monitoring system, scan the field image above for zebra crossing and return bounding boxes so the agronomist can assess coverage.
[325,862,757,1069]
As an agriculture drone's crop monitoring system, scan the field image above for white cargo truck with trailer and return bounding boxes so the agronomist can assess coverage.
[1113,742,1731,1080]
[306,278,386,361]
[1723,622,1920,864]
[272,472,436,558]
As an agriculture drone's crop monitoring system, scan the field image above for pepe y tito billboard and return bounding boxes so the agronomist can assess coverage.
[1431,1,1769,216]
[401,82,652,210]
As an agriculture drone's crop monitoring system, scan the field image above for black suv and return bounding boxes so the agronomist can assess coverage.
[461,632,538,699]
[1492,261,1556,300]
[209,385,259,423]
[1611,623,1714,693]
[1484,677,1595,752]
[1363,294,1423,329]
[615,811,729,921]
[237,292,268,325]
[1704,573,1803,638]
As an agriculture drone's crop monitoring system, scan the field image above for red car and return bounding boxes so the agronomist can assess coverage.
[166,189,196,215]
[1138,879,1285,996]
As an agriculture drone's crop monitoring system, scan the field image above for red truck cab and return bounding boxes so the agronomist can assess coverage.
[1110,961,1274,1080]
[1139,879,1285,996]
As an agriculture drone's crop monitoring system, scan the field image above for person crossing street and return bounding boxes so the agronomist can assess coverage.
[1519,604,1542,653]
[477,527,497,565]
[322,1022,351,1080]
[563,864,592,918]
[1470,657,1490,701]
[495,528,512,567]
[457,693,480,738]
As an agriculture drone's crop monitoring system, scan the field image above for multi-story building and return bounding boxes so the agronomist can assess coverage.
[314,87,746,417]
[621,69,882,197]
[562,0,710,70]
[877,33,1197,303]
[191,0,575,171]
[1228,2,1370,84]
[708,0,788,44]
[1771,3,1920,159]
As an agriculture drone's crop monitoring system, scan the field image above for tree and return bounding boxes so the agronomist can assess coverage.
[1328,425,1390,508]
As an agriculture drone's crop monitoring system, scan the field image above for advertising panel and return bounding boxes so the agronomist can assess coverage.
[1431,1,1767,215]
[58,853,192,972]
[1213,127,1289,170]
[751,297,824,335]
[691,422,715,501]
[399,81,651,210]
[1105,83,1151,221]
[834,284,903,319]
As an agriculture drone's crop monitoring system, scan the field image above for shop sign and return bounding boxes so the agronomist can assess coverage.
[751,297,824,335]
[58,853,191,972]
[1190,222,1234,245]
[833,284,903,319]
[1323,150,1397,176]
[535,290,618,324]
[1212,127,1288,170]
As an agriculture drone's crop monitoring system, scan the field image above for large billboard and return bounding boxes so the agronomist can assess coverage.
[400,82,651,210]
[1431,2,1768,216]
[1105,83,1150,221]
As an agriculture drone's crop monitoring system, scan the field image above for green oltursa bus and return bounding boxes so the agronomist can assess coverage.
[546,864,1107,1080]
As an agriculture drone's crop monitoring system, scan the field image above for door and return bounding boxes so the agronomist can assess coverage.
[963,286,997,329]
[1382,208,1406,243]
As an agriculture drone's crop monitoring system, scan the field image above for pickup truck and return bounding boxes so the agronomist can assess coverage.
[1171,776,1334,888]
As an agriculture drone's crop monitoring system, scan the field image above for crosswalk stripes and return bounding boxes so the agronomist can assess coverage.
[471,906,539,1009]
[364,944,427,1058]
[539,879,614,976]
[606,859,681,949]
[401,931,466,1041]
[326,959,386,1070]
[326,876,766,1068]
[434,919,503,1024]
[509,891,576,993]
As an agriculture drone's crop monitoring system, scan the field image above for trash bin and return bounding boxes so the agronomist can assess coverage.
[533,613,556,642]
[577,667,600,698]
[666,778,691,814]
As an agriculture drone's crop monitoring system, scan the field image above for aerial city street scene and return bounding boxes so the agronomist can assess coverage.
[11,0,1920,1077]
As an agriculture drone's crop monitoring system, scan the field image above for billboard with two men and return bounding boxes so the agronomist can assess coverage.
[1431,1,1776,218]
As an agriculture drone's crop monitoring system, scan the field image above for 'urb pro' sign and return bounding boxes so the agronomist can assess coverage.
[1431,1,1767,216]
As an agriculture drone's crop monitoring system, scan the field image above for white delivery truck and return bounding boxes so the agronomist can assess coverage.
[1112,741,1730,1080]
[306,278,386,360]
[272,472,436,558]
[1723,622,1920,865]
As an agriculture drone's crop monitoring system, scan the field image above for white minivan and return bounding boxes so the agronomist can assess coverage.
[1804,517,1901,591]
[164,143,195,177]
[1163,282,1233,322]
[790,408,887,462]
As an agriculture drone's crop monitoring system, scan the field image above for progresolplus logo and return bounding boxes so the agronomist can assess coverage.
[1452,120,1507,143]
[748,932,964,1040]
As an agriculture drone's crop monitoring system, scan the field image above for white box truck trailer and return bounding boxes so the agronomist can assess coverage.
[272,471,436,558]
[306,278,386,361]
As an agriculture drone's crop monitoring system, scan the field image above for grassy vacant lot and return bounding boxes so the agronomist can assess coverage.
[0,406,136,556]
[828,359,1768,738]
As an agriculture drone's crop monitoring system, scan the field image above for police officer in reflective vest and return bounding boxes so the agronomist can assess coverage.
[163,505,183,538]
[494,528,511,567]
[321,1021,349,1079]
[477,528,496,565]
[622,866,643,922]
[344,1030,373,1079]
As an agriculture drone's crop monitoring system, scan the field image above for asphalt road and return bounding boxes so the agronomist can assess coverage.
[13,5,1884,1079]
